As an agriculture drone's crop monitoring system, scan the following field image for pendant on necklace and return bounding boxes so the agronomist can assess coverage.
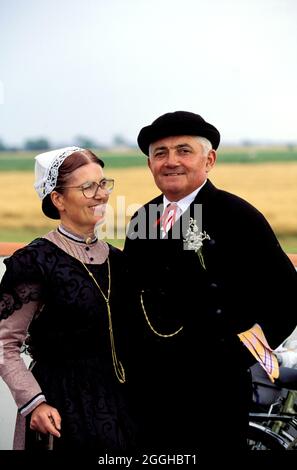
[85,237,93,245]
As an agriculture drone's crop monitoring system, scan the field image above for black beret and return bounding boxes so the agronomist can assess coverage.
[137,111,220,156]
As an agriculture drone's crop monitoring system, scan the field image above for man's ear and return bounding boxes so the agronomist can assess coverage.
[50,191,65,213]
[206,149,217,172]
[147,157,152,172]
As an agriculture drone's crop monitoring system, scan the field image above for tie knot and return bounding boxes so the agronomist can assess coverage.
[166,202,177,210]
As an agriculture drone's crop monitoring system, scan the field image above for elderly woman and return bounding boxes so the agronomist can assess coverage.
[0,147,136,450]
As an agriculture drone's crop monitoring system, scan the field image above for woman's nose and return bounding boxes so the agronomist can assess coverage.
[94,187,109,199]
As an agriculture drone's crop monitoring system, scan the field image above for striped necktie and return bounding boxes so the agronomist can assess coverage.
[160,202,178,236]
[238,323,279,382]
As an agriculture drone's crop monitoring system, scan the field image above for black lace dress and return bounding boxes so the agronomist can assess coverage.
[0,238,137,451]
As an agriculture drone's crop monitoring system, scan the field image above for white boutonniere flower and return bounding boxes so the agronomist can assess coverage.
[183,217,210,269]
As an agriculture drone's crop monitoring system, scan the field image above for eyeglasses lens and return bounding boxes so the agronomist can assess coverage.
[83,180,114,198]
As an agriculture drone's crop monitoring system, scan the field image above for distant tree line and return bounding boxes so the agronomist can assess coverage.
[0,137,52,151]
[1,136,295,152]
[0,134,136,151]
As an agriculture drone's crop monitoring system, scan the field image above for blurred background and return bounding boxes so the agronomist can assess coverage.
[1,0,297,250]
[0,0,297,251]
[1,0,297,450]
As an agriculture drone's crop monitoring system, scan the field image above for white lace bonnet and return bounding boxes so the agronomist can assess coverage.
[34,147,83,199]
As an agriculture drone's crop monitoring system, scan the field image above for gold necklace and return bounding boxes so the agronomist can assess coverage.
[140,290,183,338]
[81,261,125,384]
[57,232,126,384]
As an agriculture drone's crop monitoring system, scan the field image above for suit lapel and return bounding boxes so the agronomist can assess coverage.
[166,180,217,240]
[146,195,164,239]
[146,180,218,241]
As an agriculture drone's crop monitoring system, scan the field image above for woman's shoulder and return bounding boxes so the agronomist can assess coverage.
[12,237,57,255]
[4,237,60,270]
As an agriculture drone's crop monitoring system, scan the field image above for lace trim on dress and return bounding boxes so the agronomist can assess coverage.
[0,283,42,320]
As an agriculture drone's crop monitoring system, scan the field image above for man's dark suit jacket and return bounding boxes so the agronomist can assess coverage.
[124,179,297,453]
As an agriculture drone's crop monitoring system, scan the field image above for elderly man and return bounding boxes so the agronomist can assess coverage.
[124,111,297,454]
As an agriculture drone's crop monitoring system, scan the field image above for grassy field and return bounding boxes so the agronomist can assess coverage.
[0,150,146,171]
[1,146,297,171]
[1,160,297,252]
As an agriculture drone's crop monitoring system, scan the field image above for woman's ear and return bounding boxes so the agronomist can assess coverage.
[50,191,65,213]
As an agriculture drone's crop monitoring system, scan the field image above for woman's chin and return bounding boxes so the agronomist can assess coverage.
[94,216,106,226]
[88,204,106,224]
[93,204,106,217]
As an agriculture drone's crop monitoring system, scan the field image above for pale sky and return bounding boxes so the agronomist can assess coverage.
[1,0,297,147]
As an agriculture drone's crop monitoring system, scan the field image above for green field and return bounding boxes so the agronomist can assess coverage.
[1,147,297,171]
[0,227,296,253]
[0,151,146,171]
[1,228,297,253]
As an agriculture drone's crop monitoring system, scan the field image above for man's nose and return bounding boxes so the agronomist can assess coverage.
[165,151,179,166]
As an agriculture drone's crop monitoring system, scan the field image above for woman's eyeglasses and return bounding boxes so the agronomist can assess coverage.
[56,178,114,198]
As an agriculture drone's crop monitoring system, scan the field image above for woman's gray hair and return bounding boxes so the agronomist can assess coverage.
[195,137,213,156]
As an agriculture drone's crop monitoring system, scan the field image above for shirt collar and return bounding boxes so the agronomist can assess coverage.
[58,225,97,245]
[162,179,207,214]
